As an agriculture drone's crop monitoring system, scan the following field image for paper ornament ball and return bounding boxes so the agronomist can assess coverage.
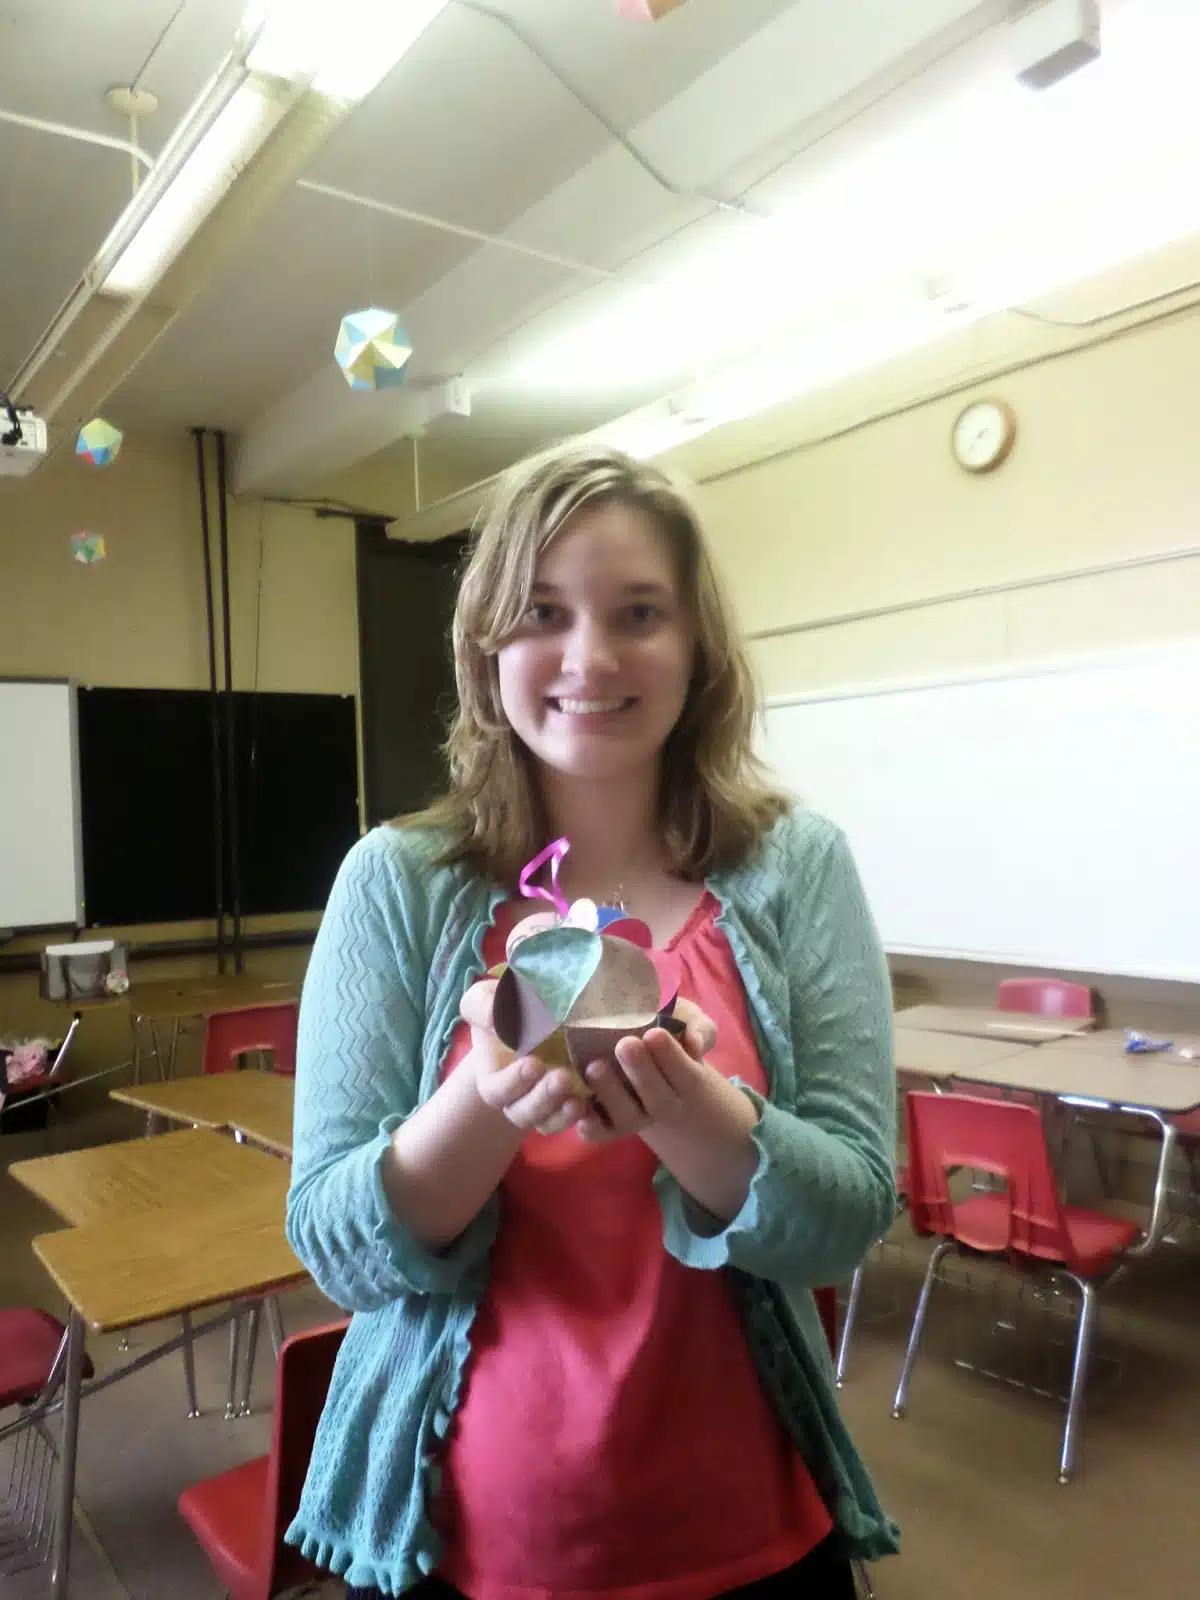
[617,0,690,18]
[70,532,106,565]
[76,418,123,467]
[334,308,412,391]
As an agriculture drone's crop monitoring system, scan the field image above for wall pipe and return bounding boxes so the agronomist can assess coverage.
[191,426,227,975]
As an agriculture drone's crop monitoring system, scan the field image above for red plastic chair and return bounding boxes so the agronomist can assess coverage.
[996,978,1093,1020]
[891,1092,1139,1482]
[179,1318,349,1600]
[0,1309,93,1409]
[203,1004,298,1077]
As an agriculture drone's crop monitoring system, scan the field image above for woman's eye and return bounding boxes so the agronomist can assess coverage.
[624,603,663,628]
[524,601,562,627]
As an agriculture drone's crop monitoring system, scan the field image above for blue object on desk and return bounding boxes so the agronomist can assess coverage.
[1125,1029,1173,1055]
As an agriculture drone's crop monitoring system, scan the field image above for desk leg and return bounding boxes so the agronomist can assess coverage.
[166,1019,181,1079]
[50,1310,85,1600]
[129,1013,143,1086]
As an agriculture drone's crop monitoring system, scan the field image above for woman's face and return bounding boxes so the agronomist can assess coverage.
[495,500,694,786]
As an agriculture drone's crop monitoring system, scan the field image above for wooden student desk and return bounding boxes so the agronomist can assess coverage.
[8,1126,289,1225]
[32,1191,305,1599]
[895,1003,1096,1044]
[7,1128,304,1599]
[1051,1027,1200,1061]
[892,1028,1037,1083]
[110,1071,295,1157]
[44,972,300,1088]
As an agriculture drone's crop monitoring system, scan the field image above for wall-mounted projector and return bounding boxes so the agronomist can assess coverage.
[1011,0,1100,90]
[0,406,49,478]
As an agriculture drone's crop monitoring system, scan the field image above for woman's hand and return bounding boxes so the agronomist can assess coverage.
[462,979,589,1137]
[576,997,729,1142]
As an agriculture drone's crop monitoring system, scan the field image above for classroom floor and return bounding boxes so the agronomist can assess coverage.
[2,1114,1198,1600]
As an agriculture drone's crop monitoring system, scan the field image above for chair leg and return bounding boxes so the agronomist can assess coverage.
[1059,1275,1098,1484]
[265,1294,285,1361]
[892,1239,953,1419]
[180,1311,200,1419]
[853,1558,876,1599]
[238,1302,262,1418]
[225,1304,244,1421]
[836,1264,865,1387]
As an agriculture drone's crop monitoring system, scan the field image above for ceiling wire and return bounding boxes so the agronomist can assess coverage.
[452,0,767,221]
[130,0,193,92]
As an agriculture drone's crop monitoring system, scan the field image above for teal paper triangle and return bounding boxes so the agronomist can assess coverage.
[508,927,603,1024]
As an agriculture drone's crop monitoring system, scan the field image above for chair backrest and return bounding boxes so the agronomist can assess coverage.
[202,1004,299,1076]
[905,1091,1076,1267]
[258,1318,350,1596]
[995,977,1093,1019]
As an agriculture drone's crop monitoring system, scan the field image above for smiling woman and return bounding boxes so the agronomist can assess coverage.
[284,441,899,1599]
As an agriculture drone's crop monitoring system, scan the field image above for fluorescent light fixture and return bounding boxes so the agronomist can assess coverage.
[100,79,290,296]
[585,289,969,461]
[243,0,450,102]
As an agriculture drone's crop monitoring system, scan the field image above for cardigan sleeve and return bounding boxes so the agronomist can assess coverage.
[286,829,498,1308]
[658,815,897,1286]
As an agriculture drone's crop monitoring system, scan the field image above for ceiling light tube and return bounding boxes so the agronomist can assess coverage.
[242,0,451,103]
[98,74,295,297]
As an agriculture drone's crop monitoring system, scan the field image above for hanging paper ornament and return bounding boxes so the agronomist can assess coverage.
[75,418,123,467]
[70,532,106,565]
[334,308,412,391]
[488,838,684,1097]
[617,0,691,19]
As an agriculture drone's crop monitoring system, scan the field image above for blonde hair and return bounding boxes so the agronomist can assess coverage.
[406,442,788,884]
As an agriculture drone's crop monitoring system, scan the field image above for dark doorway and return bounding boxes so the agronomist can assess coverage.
[356,523,467,826]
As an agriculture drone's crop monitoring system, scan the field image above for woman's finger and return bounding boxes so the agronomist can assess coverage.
[532,1099,587,1137]
[474,1053,542,1112]
[613,1036,681,1123]
[642,1027,706,1096]
[459,978,498,1032]
[505,1066,579,1132]
[668,997,717,1059]
[584,1056,650,1135]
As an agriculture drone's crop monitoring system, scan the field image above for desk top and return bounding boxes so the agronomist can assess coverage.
[1051,1027,1200,1060]
[951,1043,1200,1115]
[55,975,299,1019]
[895,1004,1096,1043]
[893,1028,1036,1082]
[9,1127,288,1226]
[33,1188,305,1332]
[110,1072,294,1156]
[127,976,299,1020]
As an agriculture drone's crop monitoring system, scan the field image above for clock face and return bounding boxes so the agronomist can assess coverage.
[952,401,1015,473]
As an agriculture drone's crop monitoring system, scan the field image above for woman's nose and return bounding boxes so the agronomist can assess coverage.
[561,618,618,677]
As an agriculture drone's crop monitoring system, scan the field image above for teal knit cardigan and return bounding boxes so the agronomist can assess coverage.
[284,809,900,1593]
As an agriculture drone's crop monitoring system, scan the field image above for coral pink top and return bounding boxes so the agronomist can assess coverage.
[435,892,831,1600]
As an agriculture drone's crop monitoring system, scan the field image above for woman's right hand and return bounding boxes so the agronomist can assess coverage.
[460,979,588,1137]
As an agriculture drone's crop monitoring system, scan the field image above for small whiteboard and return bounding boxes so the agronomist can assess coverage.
[0,681,83,931]
[759,642,1200,983]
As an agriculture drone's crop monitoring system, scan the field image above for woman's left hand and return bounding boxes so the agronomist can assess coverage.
[577,998,735,1142]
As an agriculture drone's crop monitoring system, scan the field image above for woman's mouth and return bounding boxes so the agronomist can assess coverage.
[548,696,637,715]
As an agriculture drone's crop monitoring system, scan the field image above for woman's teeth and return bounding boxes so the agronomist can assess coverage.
[552,697,631,714]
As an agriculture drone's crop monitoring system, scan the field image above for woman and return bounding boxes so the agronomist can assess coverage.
[285,443,899,1598]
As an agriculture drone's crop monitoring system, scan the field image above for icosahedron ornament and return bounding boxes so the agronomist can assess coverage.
[75,418,123,467]
[334,308,412,391]
[70,532,106,564]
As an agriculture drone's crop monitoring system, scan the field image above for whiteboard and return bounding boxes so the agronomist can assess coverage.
[0,681,83,931]
[759,642,1200,983]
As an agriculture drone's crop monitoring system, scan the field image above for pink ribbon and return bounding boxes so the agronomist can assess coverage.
[518,837,571,919]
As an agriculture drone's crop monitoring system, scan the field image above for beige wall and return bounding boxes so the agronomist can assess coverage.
[680,301,1200,702]
[0,428,470,1088]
